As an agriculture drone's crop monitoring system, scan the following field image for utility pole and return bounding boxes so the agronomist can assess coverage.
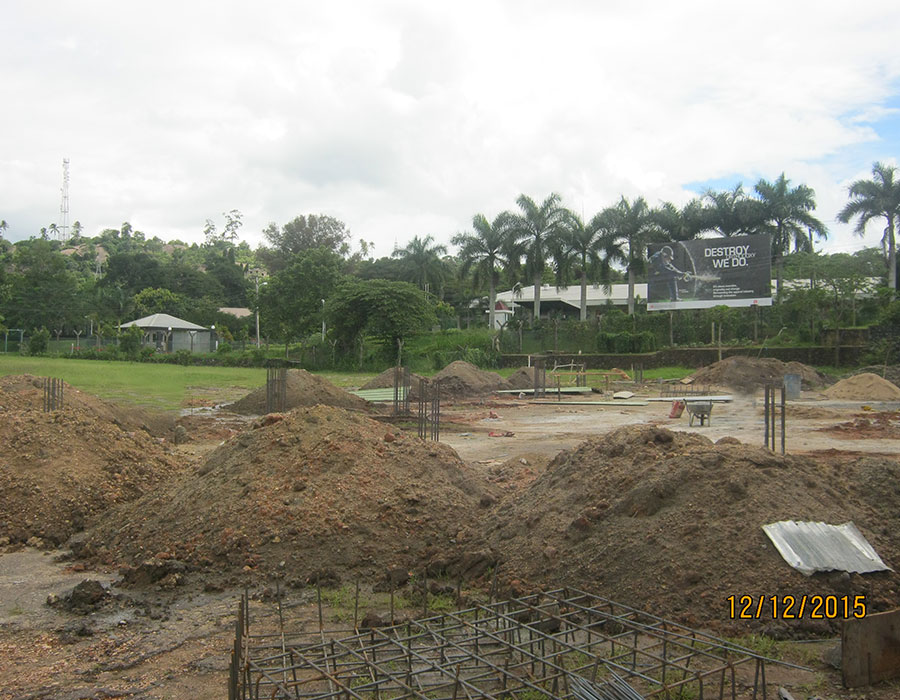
[59,158,70,242]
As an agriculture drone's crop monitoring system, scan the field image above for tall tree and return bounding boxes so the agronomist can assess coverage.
[452,213,513,330]
[505,193,569,320]
[596,196,661,315]
[0,220,8,238]
[260,214,351,271]
[701,184,765,237]
[754,173,828,299]
[392,234,448,294]
[837,162,900,294]
[555,212,615,321]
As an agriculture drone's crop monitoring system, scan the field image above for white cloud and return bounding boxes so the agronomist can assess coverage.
[1,1,900,258]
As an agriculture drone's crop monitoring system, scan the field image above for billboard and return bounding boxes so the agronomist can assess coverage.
[646,234,772,311]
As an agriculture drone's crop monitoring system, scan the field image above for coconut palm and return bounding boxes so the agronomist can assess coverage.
[701,184,765,237]
[595,196,662,315]
[392,234,448,294]
[505,193,569,320]
[452,213,515,330]
[837,162,900,294]
[754,173,828,299]
[0,220,8,238]
[652,200,707,242]
[553,212,618,321]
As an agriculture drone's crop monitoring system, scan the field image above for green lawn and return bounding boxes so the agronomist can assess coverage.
[0,356,386,411]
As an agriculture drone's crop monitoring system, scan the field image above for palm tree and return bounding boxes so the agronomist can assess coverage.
[555,212,615,321]
[754,173,828,299]
[505,193,569,320]
[0,220,8,238]
[652,200,706,242]
[452,213,514,330]
[702,184,765,237]
[837,162,900,294]
[48,223,60,240]
[392,234,448,294]
[596,196,661,315]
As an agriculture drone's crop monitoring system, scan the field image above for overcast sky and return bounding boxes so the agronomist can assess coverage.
[2,1,900,258]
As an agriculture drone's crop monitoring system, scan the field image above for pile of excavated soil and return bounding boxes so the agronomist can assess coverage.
[80,405,493,586]
[227,369,369,414]
[505,367,536,390]
[360,367,429,399]
[475,425,899,633]
[687,356,826,392]
[0,381,180,547]
[823,373,900,401]
[0,374,174,437]
[432,361,511,397]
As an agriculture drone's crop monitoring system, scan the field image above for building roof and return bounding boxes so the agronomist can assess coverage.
[495,283,648,309]
[119,313,208,331]
[218,307,253,318]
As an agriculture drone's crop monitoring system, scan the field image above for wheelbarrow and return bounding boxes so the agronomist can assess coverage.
[685,401,712,426]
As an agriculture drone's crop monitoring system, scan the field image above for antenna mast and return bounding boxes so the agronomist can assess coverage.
[59,158,70,242]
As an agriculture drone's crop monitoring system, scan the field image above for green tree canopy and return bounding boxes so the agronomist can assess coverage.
[260,214,351,272]
[328,278,436,353]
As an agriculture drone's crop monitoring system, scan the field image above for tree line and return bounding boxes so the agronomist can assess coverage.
[0,162,897,359]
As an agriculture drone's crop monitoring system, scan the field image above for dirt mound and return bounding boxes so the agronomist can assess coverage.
[80,405,492,586]
[476,425,899,632]
[0,374,174,436]
[227,369,369,414]
[0,386,181,547]
[505,367,536,390]
[688,356,826,392]
[853,365,900,386]
[431,361,510,397]
[823,373,900,401]
[360,368,429,399]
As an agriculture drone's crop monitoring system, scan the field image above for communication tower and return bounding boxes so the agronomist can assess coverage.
[59,158,70,242]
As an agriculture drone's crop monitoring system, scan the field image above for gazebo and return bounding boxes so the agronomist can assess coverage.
[119,313,215,353]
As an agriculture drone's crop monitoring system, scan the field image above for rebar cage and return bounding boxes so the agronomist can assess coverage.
[229,587,788,700]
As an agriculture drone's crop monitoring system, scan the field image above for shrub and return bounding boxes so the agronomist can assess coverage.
[27,328,50,356]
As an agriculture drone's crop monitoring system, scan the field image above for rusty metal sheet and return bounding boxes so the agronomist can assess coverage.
[842,608,900,687]
[762,520,892,576]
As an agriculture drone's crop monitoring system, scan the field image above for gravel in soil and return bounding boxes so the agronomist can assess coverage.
[473,424,900,635]
[431,361,511,397]
[0,376,182,547]
[79,405,495,588]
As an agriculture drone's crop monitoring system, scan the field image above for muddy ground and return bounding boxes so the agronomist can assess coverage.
[2,382,899,699]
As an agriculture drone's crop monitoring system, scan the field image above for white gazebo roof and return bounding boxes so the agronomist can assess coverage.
[119,313,208,331]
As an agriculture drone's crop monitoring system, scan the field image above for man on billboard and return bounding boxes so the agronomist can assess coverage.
[649,245,692,301]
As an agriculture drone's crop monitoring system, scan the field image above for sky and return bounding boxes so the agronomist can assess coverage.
[2,1,900,259]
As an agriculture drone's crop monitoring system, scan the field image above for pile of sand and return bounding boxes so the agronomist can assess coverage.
[475,425,899,632]
[853,365,900,386]
[688,356,826,392]
[822,373,900,401]
[360,367,429,400]
[80,405,493,586]
[227,369,369,414]
[432,361,511,397]
[0,378,181,547]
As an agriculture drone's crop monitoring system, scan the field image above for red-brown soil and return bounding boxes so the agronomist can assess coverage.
[0,376,181,547]
[80,405,493,586]
[688,356,827,392]
[473,425,900,635]
[226,369,369,414]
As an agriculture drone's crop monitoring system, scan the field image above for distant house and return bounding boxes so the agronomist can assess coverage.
[119,313,215,353]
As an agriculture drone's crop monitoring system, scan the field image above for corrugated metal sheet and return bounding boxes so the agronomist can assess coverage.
[762,521,892,576]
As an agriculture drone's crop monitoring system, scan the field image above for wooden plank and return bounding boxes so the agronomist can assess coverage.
[497,386,593,395]
[645,395,733,403]
[842,608,900,687]
[532,400,649,406]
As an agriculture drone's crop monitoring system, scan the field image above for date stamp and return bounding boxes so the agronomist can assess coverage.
[726,594,867,620]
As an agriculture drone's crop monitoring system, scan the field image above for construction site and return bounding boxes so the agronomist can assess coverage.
[1,357,899,700]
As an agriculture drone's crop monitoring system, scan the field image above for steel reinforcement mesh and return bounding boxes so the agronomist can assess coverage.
[229,587,793,700]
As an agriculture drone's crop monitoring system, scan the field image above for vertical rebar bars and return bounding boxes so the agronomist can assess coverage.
[42,377,63,412]
[267,368,287,413]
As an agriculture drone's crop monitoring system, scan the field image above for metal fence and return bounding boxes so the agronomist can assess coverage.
[228,587,796,700]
